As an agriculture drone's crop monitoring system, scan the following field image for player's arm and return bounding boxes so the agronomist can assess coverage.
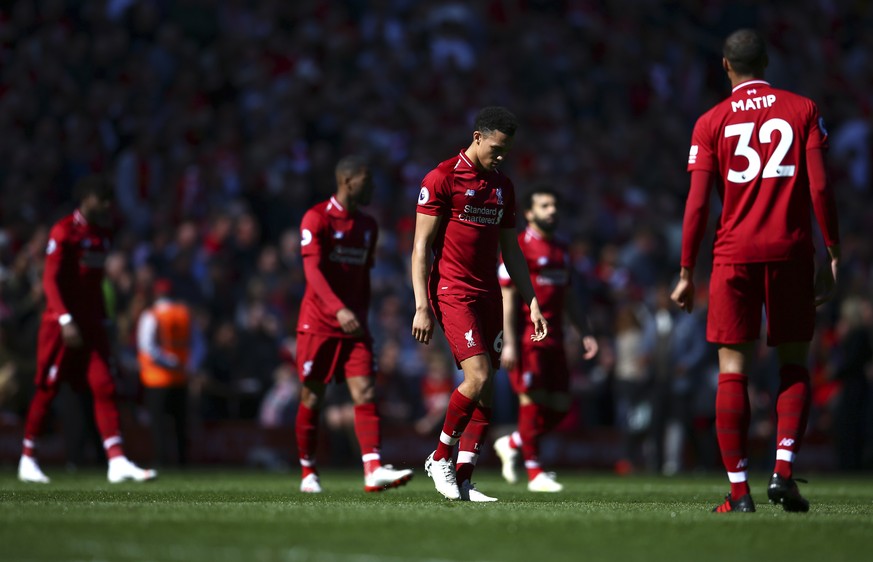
[300,212,360,335]
[499,229,547,341]
[671,169,713,313]
[43,227,83,347]
[500,282,520,370]
[566,288,598,360]
[411,212,441,344]
[807,147,840,306]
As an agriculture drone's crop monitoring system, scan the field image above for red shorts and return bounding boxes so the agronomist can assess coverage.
[509,343,570,395]
[707,259,815,346]
[296,332,374,384]
[431,294,503,368]
[35,319,114,392]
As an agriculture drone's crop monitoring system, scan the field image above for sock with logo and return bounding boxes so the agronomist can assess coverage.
[773,364,811,479]
[434,390,476,462]
[456,405,492,483]
[295,403,319,477]
[715,372,751,498]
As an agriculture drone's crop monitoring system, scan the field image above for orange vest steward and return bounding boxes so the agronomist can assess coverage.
[139,301,191,388]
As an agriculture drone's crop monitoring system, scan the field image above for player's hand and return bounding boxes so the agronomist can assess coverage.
[581,335,599,360]
[671,270,695,313]
[336,308,363,336]
[814,260,836,307]
[61,321,84,348]
[529,299,548,342]
[412,307,434,345]
[500,342,518,371]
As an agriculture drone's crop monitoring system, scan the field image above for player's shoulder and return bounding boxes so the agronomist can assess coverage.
[49,213,76,238]
[302,201,330,222]
[425,157,459,181]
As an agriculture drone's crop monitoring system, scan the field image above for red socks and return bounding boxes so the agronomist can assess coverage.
[295,403,319,477]
[434,390,476,461]
[456,405,492,483]
[774,364,811,478]
[517,404,566,480]
[715,373,751,498]
[354,403,382,473]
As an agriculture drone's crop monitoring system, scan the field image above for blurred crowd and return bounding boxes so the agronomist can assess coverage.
[0,0,871,472]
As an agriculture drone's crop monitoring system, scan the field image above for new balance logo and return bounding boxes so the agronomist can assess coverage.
[465,189,476,197]
[735,458,748,470]
[778,438,795,447]
[464,329,476,348]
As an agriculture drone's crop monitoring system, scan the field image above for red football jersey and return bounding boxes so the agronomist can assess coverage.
[298,196,378,337]
[686,79,831,264]
[499,227,570,345]
[42,210,111,328]
[417,151,516,297]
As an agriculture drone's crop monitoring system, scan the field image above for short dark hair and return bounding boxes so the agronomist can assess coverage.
[522,186,560,211]
[74,175,114,202]
[474,106,518,137]
[335,154,369,178]
[723,29,767,76]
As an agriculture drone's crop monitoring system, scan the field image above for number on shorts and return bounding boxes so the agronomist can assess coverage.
[493,330,504,354]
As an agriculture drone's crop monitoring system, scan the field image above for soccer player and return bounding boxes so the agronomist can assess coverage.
[137,278,199,466]
[671,29,840,513]
[18,176,157,484]
[494,187,599,492]
[412,107,548,502]
[295,155,413,493]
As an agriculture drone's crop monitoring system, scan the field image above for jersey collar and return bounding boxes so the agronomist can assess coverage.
[73,209,89,226]
[732,79,770,94]
[326,195,350,217]
[456,151,475,170]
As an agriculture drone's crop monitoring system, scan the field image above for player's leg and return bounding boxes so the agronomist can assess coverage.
[345,341,413,492]
[294,332,336,492]
[19,322,70,483]
[764,259,816,512]
[708,263,762,512]
[87,348,156,483]
[525,391,570,493]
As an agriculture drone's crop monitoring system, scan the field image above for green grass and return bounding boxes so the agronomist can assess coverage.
[1,469,872,562]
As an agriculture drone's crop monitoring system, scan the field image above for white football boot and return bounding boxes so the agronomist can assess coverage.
[459,480,498,502]
[107,457,158,483]
[424,451,460,500]
[364,465,413,492]
[300,473,322,493]
[18,456,50,484]
[493,435,519,484]
[527,471,563,493]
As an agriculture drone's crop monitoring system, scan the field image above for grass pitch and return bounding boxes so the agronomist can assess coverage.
[1,468,871,562]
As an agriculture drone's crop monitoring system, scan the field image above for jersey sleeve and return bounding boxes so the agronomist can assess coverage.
[299,209,325,258]
[416,169,450,216]
[805,102,829,152]
[42,222,71,317]
[687,112,716,173]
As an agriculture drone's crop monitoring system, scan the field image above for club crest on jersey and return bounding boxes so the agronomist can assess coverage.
[495,187,503,205]
[418,186,430,204]
[464,329,476,348]
[537,256,548,266]
[333,231,344,239]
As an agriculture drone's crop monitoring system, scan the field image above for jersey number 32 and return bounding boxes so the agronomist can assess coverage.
[725,118,796,183]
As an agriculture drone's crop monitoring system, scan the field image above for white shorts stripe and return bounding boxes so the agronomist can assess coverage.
[457,451,478,465]
[776,449,796,463]
[727,470,748,483]
[439,431,459,446]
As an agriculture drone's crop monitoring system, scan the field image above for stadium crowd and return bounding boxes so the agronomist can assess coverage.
[0,0,871,472]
